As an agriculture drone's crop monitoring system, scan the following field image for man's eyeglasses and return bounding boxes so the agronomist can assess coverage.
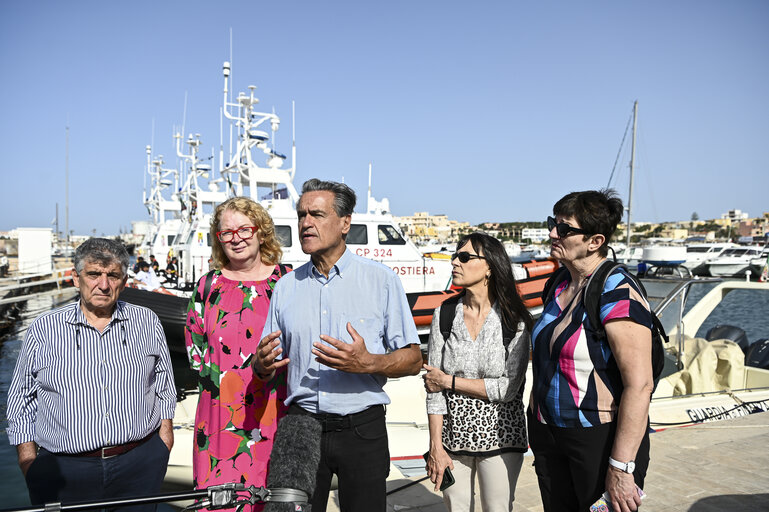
[216,226,259,243]
[547,216,589,238]
[451,251,486,263]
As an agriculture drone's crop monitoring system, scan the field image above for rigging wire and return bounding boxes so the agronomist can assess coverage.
[607,107,634,189]
[637,124,660,223]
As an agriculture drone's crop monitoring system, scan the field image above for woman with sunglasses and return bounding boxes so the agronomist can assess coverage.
[528,189,653,512]
[184,197,290,511]
[423,232,532,511]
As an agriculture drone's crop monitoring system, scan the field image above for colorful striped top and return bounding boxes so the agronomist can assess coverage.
[530,265,652,428]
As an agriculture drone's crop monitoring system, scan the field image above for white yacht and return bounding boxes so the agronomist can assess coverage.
[706,246,766,277]
[681,242,739,275]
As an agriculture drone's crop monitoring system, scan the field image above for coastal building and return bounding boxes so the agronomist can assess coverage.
[521,228,549,243]
[659,227,689,241]
[736,214,769,240]
[396,212,470,244]
[722,209,749,222]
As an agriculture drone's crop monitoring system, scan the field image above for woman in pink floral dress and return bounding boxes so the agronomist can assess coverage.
[185,197,290,510]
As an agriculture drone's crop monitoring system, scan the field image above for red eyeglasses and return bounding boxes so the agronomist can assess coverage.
[216,226,259,242]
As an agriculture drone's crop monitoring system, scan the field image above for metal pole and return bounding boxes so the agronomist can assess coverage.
[626,100,637,250]
[0,489,208,512]
[65,125,69,249]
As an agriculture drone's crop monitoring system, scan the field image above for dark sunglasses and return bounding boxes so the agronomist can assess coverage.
[451,251,486,263]
[547,216,589,238]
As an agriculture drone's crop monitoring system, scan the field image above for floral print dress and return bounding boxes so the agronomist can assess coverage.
[185,266,289,510]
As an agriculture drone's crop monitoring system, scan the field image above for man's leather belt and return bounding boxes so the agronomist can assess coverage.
[68,429,157,459]
[288,403,384,432]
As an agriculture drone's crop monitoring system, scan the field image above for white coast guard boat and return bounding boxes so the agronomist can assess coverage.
[123,61,555,355]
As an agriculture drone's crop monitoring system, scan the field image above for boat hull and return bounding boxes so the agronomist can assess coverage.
[707,263,750,277]
[119,287,188,354]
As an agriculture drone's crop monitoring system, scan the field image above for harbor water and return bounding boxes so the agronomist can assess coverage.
[1,280,768,508]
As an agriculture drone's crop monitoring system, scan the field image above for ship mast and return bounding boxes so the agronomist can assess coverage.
[65,124,69,250]
[626,100,638,249]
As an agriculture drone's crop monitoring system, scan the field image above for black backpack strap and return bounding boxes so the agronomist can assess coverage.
[500,322,516,350]
[439,290,517,353]
[201,269,216,307]
[439,292,464,341]
[583,260,624,338]
[541,265,569,307]
[583,260,669,385]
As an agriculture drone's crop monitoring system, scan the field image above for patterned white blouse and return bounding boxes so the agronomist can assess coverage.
[426,298,530,455]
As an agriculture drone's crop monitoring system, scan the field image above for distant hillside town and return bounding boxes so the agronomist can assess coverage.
[0,209,766,262]
[394,208,769,246]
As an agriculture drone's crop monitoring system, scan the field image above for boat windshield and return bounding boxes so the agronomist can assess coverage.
[646,278,769,345]
[642,279,721,336]
[720,248,749,257]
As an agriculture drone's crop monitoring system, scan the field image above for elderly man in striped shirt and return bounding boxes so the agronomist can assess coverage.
[7,238,176,508]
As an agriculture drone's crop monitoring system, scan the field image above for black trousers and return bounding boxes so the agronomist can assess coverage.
[25,432,170,511]
[289,405,390,512]
[527,409,650,512]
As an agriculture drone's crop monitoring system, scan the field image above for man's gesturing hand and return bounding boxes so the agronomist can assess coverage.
[252,330,289,380]
[312,322,374,373]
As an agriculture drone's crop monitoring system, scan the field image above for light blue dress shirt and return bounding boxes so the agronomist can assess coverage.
[262,249,419,415]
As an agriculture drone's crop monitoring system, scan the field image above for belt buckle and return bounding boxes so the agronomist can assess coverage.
[324,417,347,432]
[101,446,118,459]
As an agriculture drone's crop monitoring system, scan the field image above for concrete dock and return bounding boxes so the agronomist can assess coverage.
[325,411,769,511]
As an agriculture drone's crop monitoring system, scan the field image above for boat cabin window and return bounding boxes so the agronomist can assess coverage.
[378,225,406,245]
[347,224,368,245]
[168,235,177,246]
[275,225,292,247]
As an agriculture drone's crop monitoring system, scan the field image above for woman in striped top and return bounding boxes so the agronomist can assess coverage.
[528,189,653,512]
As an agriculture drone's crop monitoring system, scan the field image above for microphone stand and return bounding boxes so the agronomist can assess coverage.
[0,484,309,512]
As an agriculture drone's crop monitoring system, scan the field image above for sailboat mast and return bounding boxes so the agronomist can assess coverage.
[65,124,70,249]
[626,100,638,249]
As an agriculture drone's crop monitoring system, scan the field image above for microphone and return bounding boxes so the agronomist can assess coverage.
[264,413,322,512]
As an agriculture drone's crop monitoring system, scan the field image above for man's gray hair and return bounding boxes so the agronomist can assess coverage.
[74,238,130,275]
[300,178,357,217]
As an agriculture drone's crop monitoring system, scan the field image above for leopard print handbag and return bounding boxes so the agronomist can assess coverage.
[441,390,527,454]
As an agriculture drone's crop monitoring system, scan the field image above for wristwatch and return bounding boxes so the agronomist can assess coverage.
[608,456,635,474]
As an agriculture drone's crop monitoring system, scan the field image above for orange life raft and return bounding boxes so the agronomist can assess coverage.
[408,258,558,327]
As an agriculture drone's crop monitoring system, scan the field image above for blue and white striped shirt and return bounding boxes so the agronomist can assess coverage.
[6,300,177,453]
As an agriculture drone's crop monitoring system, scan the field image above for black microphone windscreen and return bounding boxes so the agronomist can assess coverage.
[264,413,322,512]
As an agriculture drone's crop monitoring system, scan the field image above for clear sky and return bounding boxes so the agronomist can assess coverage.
[1,1,767,236]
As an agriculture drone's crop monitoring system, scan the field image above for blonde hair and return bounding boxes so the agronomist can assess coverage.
[210,197,282,269]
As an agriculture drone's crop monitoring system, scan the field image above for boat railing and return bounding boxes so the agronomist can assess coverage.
[642,276,722,370]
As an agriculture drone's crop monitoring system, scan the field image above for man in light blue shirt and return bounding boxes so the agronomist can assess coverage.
[254,178,421,512]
